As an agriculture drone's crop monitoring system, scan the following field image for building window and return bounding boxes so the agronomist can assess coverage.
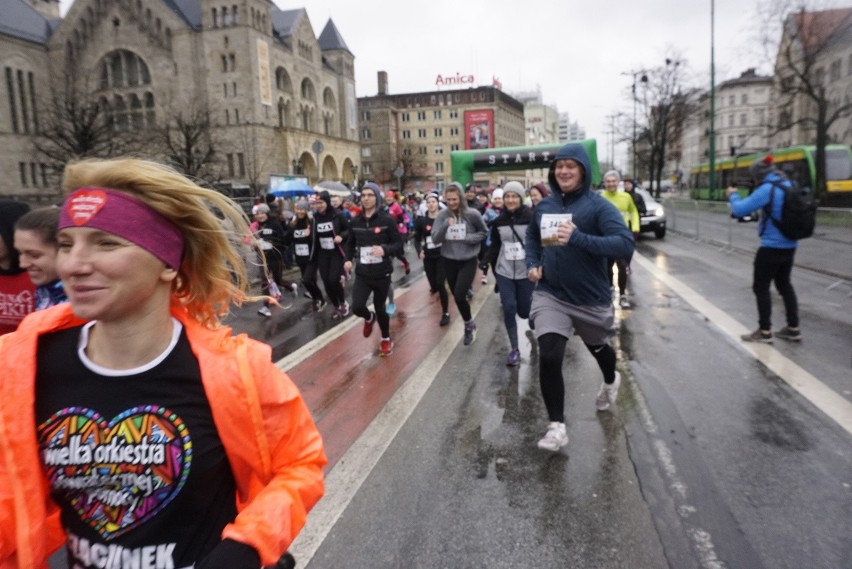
[361,147,371,157]
[450,127,459,136]
[417,111,426,120]
[728,114,733,127]
[402,130,411,139]
[225,109,230,124]
[418,129,426,138]
[16,70,29,134]
[740,113,747,126]
[227,153,234,177]
[436,162,444,173]
[5,68,19,133]
[19,162,27,186]
[435,146,444,155]
[401,112,410,122]
[234,108,239,124]
[451,144,460,151]
[434,128,442,137]
[449,110,458,119]
[361,128,370,139]
[741,93,748,104]
[728,95,734,105]
[238,153,245,177]
[419,146,427,155]
[434,110,442,119]
[212,8,218,27]
[402,148,411,157]
[360,110,370,121]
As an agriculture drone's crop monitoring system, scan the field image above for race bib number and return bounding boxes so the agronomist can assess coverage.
[503,241,524,261]
[359,247,382,264]
[540,214,572,247]
[446,223,467,241]
[319,237,335,250]
[295,244,310,256]
[316,222,333,233]
[426,236,440,249]
[293,229,309,238]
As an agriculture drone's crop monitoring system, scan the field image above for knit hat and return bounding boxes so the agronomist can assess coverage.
[502,181,525,198]
[295,199,309,211]
[531,182,550,197]
[425,192,440,202]
[385,190,396,200]
[491,188,504,200]
[361,182,381,198]
[253,203,270,215]
[749,154,774,184]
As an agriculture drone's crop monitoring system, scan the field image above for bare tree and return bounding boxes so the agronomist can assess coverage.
[763,1,852,197]
[34,78,137,169]
[397,144,433,192]
[232,123,277,195]
[160,105,218,180]
[634,55,692,197]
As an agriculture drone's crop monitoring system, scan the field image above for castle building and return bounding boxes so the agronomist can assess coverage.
[0,0,360,201]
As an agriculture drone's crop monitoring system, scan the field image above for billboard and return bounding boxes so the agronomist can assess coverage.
[464,109,493,150]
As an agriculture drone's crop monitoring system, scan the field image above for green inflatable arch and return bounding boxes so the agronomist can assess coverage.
[449,139,601,188]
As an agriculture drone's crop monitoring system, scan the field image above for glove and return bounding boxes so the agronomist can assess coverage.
[196,539,261,569]
[479,262,489,271]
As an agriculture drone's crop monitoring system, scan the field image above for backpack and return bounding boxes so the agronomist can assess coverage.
[763,179,817,240]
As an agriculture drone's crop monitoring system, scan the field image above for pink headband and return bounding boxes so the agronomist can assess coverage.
[58,188,184,269]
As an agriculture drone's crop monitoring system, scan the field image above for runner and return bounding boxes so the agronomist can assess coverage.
[313,191,350,318]
[431,182,488,346]
[479,188,504,286]
[482,182,535,366]
[288,199,326,310]
[252,203,296,317]
[383,190,412,275]
[413,192,450,326]
[344,182,403,357]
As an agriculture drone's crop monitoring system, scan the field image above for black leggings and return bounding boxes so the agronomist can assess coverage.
[298,260,324,302]
[608,258,628,295]
[538,333,617,422]
[423,256,449,313]
[443,257,478,322]
[351,273,392,338]
[753,247,798,330]
[317,253,346,308]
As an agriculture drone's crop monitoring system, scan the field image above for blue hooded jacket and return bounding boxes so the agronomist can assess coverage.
[728,171,797,249]
[525,143,635,306]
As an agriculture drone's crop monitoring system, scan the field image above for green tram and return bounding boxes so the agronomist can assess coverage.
[689,145,852,206]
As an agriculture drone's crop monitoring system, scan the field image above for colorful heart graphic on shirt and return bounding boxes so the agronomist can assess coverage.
[38,406,192,540]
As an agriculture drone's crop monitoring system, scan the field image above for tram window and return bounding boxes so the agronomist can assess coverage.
[825,148,852,180]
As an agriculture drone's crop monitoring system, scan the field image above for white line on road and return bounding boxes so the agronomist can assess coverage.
[282,282,490,565]
[633,253,852,437]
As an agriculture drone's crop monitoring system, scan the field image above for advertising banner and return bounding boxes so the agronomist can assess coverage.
[464,109,493,150]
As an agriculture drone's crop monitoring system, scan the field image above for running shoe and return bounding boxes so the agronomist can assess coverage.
[463,321,477,346]
[595,371,621,412]
[379,338,394,357]
[619,295,631,309]
[741,329,773,344]
[386,302,396,316]
[439,313,450,327]
[506,349,521,367]
[313,298,327,311]
[537,422,568,452]
[257,306,272,317]
[338,302,351,318]
[290,283,299,297]
[774,326,802,342]
[363,312,375,338]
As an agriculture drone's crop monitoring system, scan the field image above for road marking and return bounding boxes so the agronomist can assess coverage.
[282,281,490,564]
[633,253,852,436]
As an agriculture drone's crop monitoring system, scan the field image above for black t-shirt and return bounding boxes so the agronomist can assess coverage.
[35,321,238,568]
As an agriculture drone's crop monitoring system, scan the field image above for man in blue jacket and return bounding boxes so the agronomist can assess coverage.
[726,155,800,344]
[525,143,634,452]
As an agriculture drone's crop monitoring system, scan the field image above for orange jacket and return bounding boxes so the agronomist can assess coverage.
[0,302,326,568]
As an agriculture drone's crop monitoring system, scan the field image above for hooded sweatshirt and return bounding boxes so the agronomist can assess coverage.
[525,143,635,306]
[430,183,488,260]
[313,191,350,257]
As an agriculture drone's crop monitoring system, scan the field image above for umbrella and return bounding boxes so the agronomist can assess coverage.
[315,180,352,197]
[269,179,315,197]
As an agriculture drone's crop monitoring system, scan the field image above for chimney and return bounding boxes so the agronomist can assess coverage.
[378,71,388,96]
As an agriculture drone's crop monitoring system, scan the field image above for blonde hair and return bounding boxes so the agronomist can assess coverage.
[62,158,254,328]
[443,182,468,214]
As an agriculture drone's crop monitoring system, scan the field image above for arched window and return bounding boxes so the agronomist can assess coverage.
[300,78,315,102]
[144,92,155,127]
[278,98,288,127]
[275,67,292,92]
[323,87,336,108]
[129,94,142,129]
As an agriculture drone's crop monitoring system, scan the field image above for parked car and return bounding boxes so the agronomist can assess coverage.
[635,188,666,238]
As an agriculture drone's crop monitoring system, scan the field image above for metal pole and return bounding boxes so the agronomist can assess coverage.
[632,74,637,176]
[709,0,717,200]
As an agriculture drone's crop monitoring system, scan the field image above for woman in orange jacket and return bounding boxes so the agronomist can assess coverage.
[0,158,326,569]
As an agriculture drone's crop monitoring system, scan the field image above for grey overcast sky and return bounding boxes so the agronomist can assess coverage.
[59,0,851,169]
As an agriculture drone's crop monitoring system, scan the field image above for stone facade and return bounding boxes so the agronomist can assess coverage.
[0,0,360,201]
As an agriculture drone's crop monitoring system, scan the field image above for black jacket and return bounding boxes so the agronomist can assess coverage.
[344,209,403,278]
[313,207,349,258]
[287,214,317,264]
[413,214,443,260]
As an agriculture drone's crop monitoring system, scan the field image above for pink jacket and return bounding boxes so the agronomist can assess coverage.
[0,303,326,568]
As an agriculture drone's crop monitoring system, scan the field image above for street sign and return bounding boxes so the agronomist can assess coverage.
[393,166,404,178]
[312,140,324,154]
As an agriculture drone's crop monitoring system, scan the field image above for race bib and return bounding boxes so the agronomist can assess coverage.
[540,213,572,247]
[359,247,382,264]
[258,239,273,251]
[319,237,335,250]
[293,229,309,238]
[446,223,467,241]
[295,244,309,257]
[503,241,524,261]
[316,222,333,233]
[426,236,440,249]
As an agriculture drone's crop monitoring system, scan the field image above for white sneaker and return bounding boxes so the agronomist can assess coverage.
[595,371,621,411]
[537,421,568,452]
[619,295,631,309]
[257,306,272,317]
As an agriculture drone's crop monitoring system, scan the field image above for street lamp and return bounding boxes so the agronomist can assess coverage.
[350,164,358,188]
[622,70,648,177]
[709,0,717,199]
